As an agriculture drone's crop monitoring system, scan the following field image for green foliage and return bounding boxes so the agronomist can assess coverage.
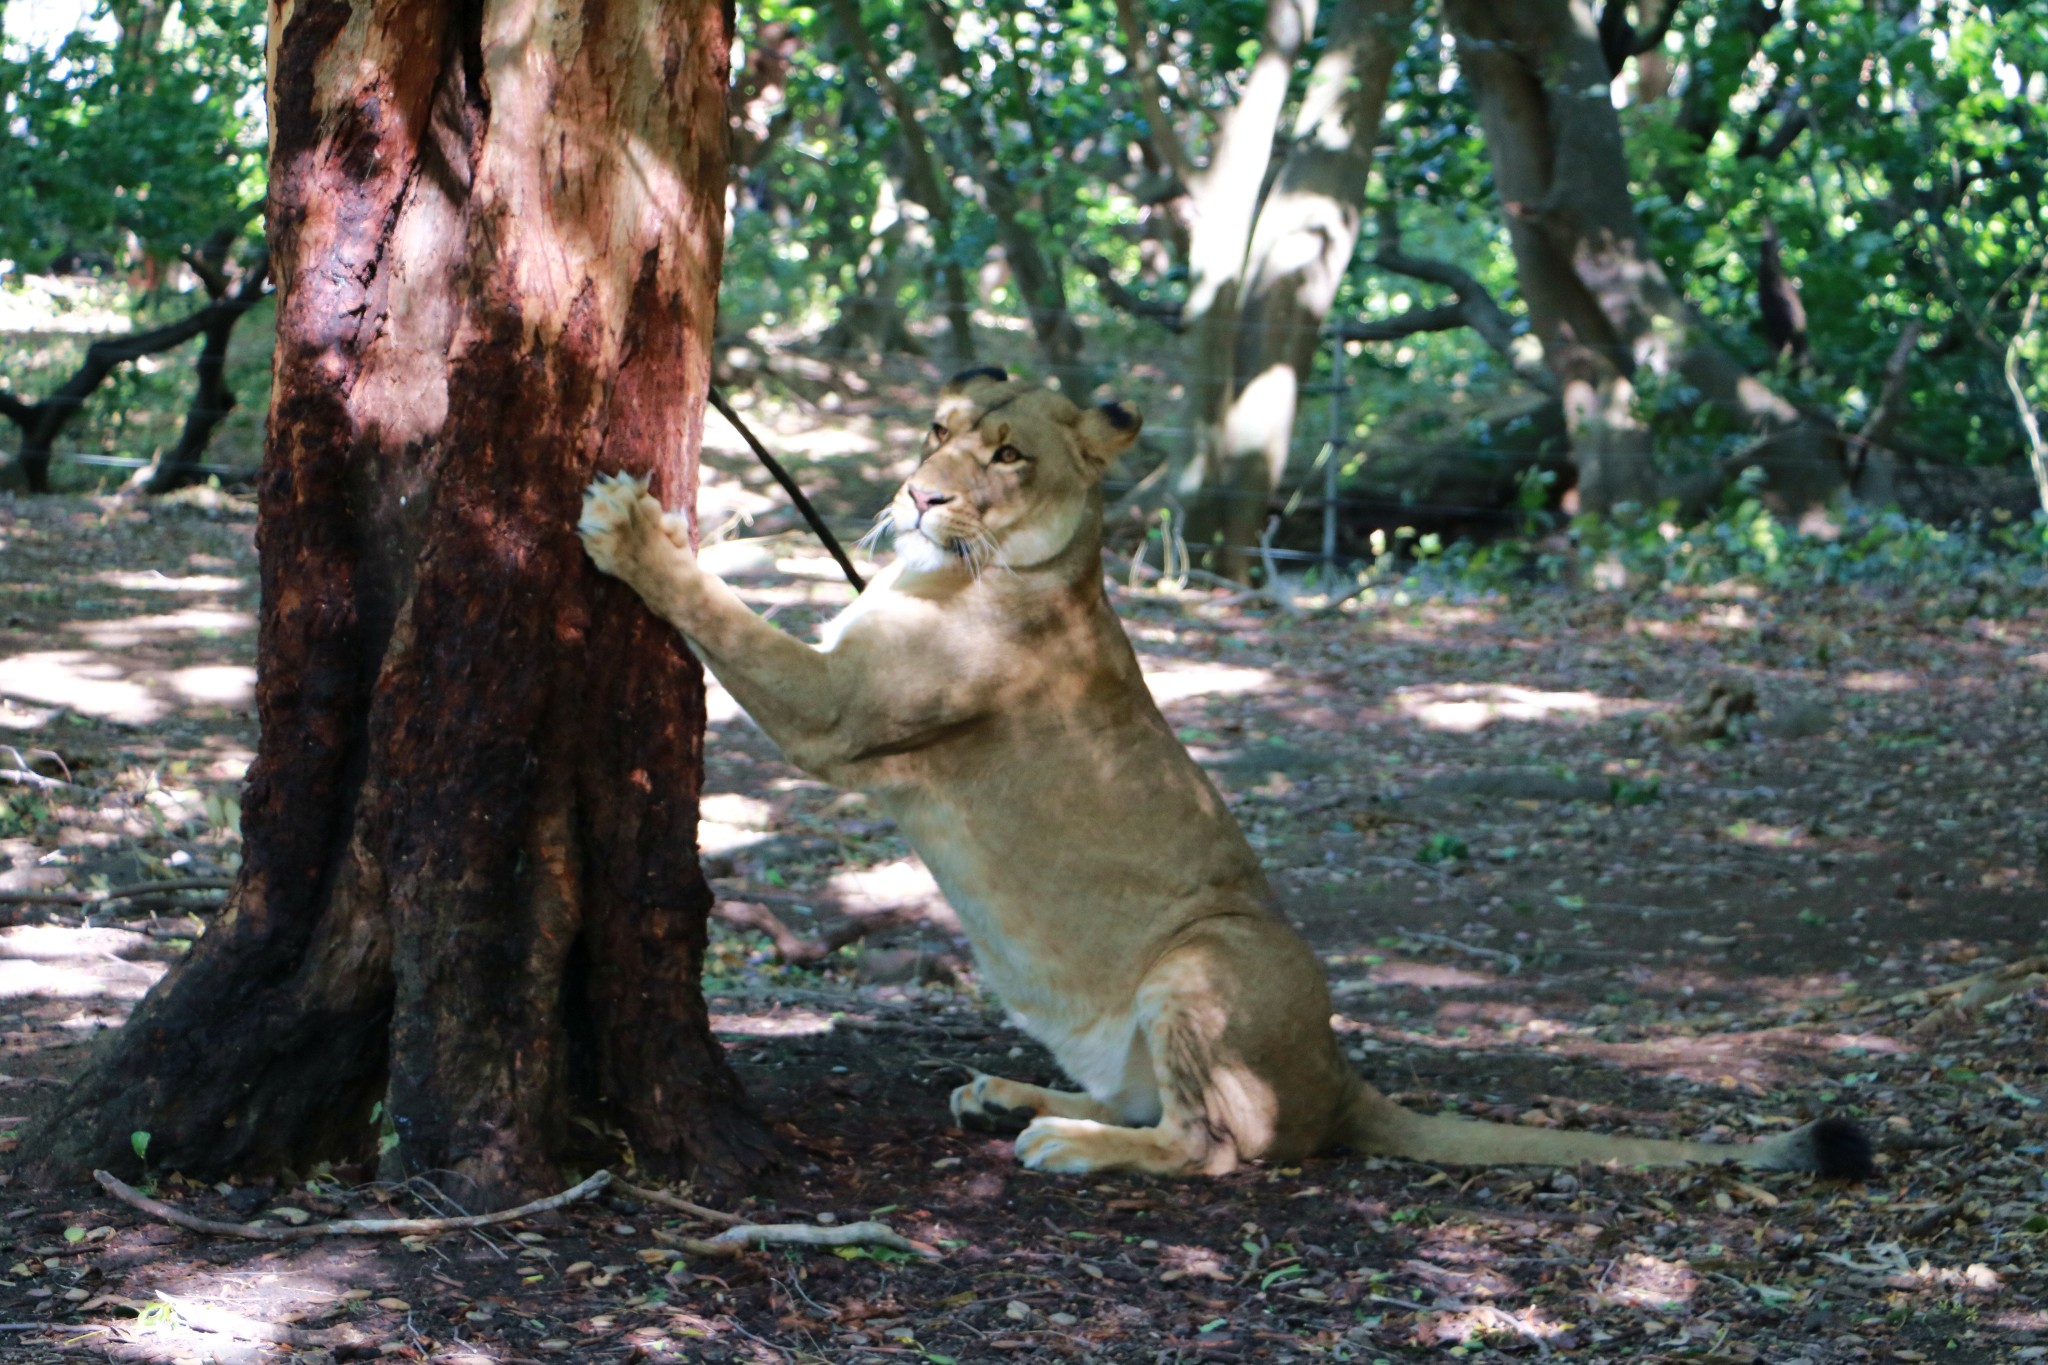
[1,1,267,273]
[1624,0,2046,467]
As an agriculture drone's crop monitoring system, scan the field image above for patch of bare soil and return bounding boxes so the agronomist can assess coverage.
[1,486,2044,1365]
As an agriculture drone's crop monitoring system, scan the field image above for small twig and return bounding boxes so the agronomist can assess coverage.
[1257,517,1304,618]
[0,769,90,796]
[94,1168,611,1240]
[1397,930,1522,975]
[0,877,236,907]
[611,1178,749,1227]
[678,1219,937,1259]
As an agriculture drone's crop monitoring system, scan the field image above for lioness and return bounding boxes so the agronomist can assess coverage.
[579,368,1871,1180]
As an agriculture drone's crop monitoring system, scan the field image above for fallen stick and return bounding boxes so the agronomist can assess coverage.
[1,877,236,907]
[611,1178,748,1226]
[0,769,90,795]
[615,1180,935,1258]
[677,1219,937,1259]
[93,1168,611,1240]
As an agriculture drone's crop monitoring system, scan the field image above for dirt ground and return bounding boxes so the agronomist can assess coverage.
[1,427,2045,1364]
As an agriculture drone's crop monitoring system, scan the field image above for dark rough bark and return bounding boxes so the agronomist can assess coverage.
[1445,0,1837,513]
[19,0,769,1202]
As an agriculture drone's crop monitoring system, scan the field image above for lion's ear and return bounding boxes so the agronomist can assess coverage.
[1076,401,1142,467]
[942,365,1011,396]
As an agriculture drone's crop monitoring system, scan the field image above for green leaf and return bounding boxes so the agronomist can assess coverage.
[130,1130,150,1162]
[63,1227,86,1243]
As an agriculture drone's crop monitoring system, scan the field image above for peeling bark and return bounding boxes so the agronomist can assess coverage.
[20,0,768,1201]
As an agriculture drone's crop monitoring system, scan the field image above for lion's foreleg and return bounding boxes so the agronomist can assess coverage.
[950,1072,1122,1134]
[579,476,850,760]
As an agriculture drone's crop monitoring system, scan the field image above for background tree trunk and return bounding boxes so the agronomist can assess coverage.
[20,0,769,1202]
[1445,0,1836,514]
[1214,0,1413,562]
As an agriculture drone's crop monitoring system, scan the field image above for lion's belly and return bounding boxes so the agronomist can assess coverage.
[900,827,1164,1123]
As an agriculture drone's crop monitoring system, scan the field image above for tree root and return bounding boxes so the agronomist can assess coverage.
[93,1168,612,1240]
[1898,955,2048,1035]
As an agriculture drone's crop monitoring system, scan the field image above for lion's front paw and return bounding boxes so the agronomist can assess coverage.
[579,472,688,583]
[1013,1117,1111,1174]
[950,1073,1038,1135]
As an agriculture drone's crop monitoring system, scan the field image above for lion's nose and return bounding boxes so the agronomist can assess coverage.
[908,487,953,515]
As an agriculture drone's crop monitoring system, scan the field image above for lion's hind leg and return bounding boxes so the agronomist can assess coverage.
[1010,922,1348,1178]
[952,1072,1120,1135]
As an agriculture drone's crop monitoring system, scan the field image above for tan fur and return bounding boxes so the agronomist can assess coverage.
[579,374,1858,1178]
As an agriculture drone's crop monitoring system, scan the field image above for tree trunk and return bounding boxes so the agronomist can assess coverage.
[917,2,1086,384]
[1116,0,1408,575]
[20,0,769,1203]
[1445,0,1836,514]
[830,0,976,367]
[1211,0,1414,563]
[145,253,271,494]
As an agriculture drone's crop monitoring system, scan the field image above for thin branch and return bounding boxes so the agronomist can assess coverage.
[1333,302,1470,342]
[611,1178,749,1226]
[1855,319,1925,449]
[1075,252,1186,333]
[1111,0,1200,188]
[0,769,94,796]
[0,877,236,907]
[2003,266,2048,517]
[94,1168,613,1241]
[1354,206,1558,394]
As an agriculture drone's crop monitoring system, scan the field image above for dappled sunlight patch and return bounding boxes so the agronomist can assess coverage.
[1330,960,1500,993]
[67,607,255,647]
[1594,1251,1698,1309]
[89,570,248,594]
[0,956,163,1001]
[1390,682,1643,733]
[1412,1302,1573,1352]
[824,857,948,920]
[701,792,777,829]
[87,1261,358,1365]
[1140,659,1274,706]
[1844,669,1920,692]
[711,1008,837,1038]
[0,651,166,724]
[167,664,255,707]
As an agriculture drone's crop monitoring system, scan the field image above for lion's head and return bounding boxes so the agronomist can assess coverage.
[885,367,1142,575]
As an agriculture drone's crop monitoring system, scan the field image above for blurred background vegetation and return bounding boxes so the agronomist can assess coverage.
[2,0,2044,573]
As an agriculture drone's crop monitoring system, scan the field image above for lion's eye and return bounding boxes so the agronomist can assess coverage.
[929,424,948,443]
[990,445,1025,465]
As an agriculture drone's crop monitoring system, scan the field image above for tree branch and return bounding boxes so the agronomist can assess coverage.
[1353,207,1559,393]
[1598,0,1680,78]
[1076,251,1186,333]
[1111,0,1200,188]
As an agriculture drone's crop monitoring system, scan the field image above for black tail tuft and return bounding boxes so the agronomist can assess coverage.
[1807,1115,1875,1180]
[947,365,1011,388]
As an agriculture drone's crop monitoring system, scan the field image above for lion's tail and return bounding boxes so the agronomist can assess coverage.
[1336,1079,1873,1178]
